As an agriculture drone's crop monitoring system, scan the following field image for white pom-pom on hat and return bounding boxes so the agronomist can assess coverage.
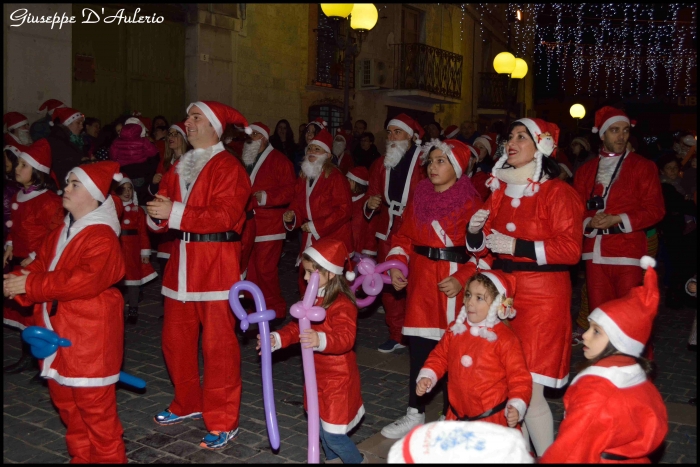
[345,271,356,281]
[245,126,253,135]
[640,256,656,270]
[461,355,473,367]
[113,173,123,182]
[591,126,599,134]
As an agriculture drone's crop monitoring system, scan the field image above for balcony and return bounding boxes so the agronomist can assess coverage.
[388,43,463,104]
[477,72,518,111]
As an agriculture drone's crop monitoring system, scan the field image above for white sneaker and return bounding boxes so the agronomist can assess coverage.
[380,407,425,439]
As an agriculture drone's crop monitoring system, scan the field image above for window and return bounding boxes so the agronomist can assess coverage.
[401,7,422,44]
[314,5,354,89]
[309,105,344,135]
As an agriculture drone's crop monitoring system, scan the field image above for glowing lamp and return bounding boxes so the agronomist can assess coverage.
[321,4,354,19]
[570,104,586,119]
[511,58,528,79]
[350,4,378,32]
[493,52,516,75]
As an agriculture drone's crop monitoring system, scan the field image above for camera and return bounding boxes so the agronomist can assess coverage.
[586,196,605,211]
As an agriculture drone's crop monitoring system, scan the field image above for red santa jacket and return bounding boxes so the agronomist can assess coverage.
[337,150,354,175]
[471,170,491,202]
[387,178,482,340]
[574,152,665,266]
[420,320,532,426]
[119,201,157,285]
[4,132,23,146]
[284,167,353,265]
[5,189,64,259]
[541,356,668,464]
[364,146,426,241]
[14,197,125,386]
[146,142,251,301]
[249,145,295,241]
[351,193,378,256]
[273,293,364,434]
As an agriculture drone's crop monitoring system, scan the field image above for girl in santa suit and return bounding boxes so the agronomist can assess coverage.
[115,177,157,324]
[417,270,532,428]
[466,118,583,456]
[3,161,128,463]
[347,166,378,258]
[258,239,366,464]
[284,128,353,294]
[541,257,668,463]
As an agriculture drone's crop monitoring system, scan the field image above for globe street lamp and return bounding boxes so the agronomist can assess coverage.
[493,52,528,126]
[570,103,586,132]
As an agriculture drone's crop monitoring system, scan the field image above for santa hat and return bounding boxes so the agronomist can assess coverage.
[50,107,84,127]
[443,125,460,139]
[308,117,328,130]
[186,101,252,138]
[131,111,152,133]
[387,113,425,145]
[570,136,591,152]
[427,139,478,180]
[3,112,29,132]
[681,135,696,147]
[125,117,148,137]
[347,166,369,186]
[249,122,270,141]
[169,122,188,143]
[117,176,138,207]
[308,128,334,155]
[17,139,52,174]
[592,106,636,136]
[588,256,659,357]
[451,270,517,341]
[387,420,533,464]
[304,238,355,281]
[67,161,123,203]
[37,99,66,115]
[3,143,30,158]
[487,118,559,197]
[473,133,498,158]
[335,129,352,144]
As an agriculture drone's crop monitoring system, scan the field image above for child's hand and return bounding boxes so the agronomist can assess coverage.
[3,245,13,267]
[20,257,34,268]
[416,377,432,396]
[438,276,462,298]
[283,210,295,223]
[300,329,320,349]
[141,255,150,264]
[506,404,520,428]
[256,333,277,356]
[390,268,408,291]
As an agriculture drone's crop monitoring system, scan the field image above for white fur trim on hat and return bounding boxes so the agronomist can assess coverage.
[68,166,106,202]
[346,172,369,185]
[593,115,630,136]
[387,119,414,138]
[187,102,223,137]
[474,136,492,155]
[480,272,507,297]
[170,124,188,143]
[309,139,330,155]
[305,246,344,275]
[249,124,269,141]
[7,119,28,131]
[588,308,645,357]
[18,152,50,174]
[516,119,555,156]
[61,112,84,128]
[446,127,460,138]
[432,140,463,179]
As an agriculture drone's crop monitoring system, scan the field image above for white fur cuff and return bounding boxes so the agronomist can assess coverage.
[28,251,37,260]
[507,398,527,422]
[271,332,282,352]
[169,201,186,230]
[417,368,439,393]
[141,249,151,256]
[315,331,327,352]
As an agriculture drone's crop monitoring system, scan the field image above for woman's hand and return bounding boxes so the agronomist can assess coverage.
[438,276,462,298]
[390,268,408,291]
[416,377,432,396]
[3,270,30,298]
[300,329,320,349]
[256,333,277,356]
[283,210,295,223]
[141,255,150,264]
[20,257,34,268]
[3,245,13,267]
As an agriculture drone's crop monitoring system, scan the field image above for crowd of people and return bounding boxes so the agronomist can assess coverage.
[2,98,696,464]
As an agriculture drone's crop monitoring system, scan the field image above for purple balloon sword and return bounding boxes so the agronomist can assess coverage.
[229,281,280,450]
[350,257,410,308]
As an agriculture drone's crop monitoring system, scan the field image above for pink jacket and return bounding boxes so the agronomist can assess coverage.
[109,123,159,167]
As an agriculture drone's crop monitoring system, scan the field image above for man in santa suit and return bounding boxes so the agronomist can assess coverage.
[242,122,295,319]
[332,129,355,175]
[145,101,252,450]
[4,112,32,146]
[365,113,426,353]
[31,99,66,142]
[573,107,665,315]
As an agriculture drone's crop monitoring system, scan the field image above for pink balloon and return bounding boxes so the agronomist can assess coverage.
[350,258,410,308]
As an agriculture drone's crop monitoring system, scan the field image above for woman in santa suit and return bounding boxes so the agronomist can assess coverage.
[467,118,583,457]
[283,128,353,295]
[3,161,127,463]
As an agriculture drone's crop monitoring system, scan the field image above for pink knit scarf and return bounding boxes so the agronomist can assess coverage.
[413,176,481,230]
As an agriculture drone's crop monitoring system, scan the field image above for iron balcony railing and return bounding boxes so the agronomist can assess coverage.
[392,43,463,99]
[478,72,518,110]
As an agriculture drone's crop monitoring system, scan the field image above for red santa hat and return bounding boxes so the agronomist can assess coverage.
[3,143,30,158]
[347,166,369,186]
[169,122,188,143]
[387,113,425,145]
[249,122,270,141]
[186,101,252,138]
[335,129,352,144]
[67,161,123,203]
[130,111,152,133]
[3,112,29,132]
[473,133,498,158]
[303,238,355,281]
[443,125,460,139]
[37,99,66,115]
[308,117,328,130]
[588,256,659,357]
[16,139,52,174]
[50,107,84,127]
[592,106,636,136]
[308,128,334,155]
[427,139,478,180]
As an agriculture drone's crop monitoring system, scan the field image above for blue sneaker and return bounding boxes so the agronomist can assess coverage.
[378,339,406,353]
[200,428,239,450]
[153,409,203,426]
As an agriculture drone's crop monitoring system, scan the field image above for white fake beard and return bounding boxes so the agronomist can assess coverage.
[242,139,262,166]
[301,154,328,179]
[176,145,218,186]
[384,139,410,168]
[332,140,346,157]
[16,130,32,146]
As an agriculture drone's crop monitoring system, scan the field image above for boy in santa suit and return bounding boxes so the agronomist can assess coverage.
[333,129,355,175]
[284,128,353,295]
[3,161,127,463]
[573,107,665,317]
[4,112,32,146]
[242,122,295,319]
[541,257,668,463]
[347,166,378,257]
[145,101,252,450]
[365,113,427,354]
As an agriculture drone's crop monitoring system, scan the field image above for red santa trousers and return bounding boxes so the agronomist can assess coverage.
[47,380,126,464]
[378,238,406,343]
[162,298,242,432]
[247,239,287,319]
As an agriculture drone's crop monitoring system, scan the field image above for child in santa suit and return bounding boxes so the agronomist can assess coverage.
[381,139,483,438]
[3,140,64,373]
[333,129,355,175]
[417,270,532,429]
[258,239,366,464]
[541,256,668,463]
[471,133,498,202]
[347,166,378,258]
[115,177,157,324]
[3,161,127,463]
[284,129,353,295]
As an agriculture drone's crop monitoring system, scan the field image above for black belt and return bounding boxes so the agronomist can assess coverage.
[246,210,254,220]
[601,452,631,461]
[449,399,508,421]
[493,258,569,273]
[177,230,241,242]
[120,229,138,236]
[414,245,469,264]
[585,225,625,235]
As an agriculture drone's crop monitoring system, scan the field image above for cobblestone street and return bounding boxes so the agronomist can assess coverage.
[3,237,697,463]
